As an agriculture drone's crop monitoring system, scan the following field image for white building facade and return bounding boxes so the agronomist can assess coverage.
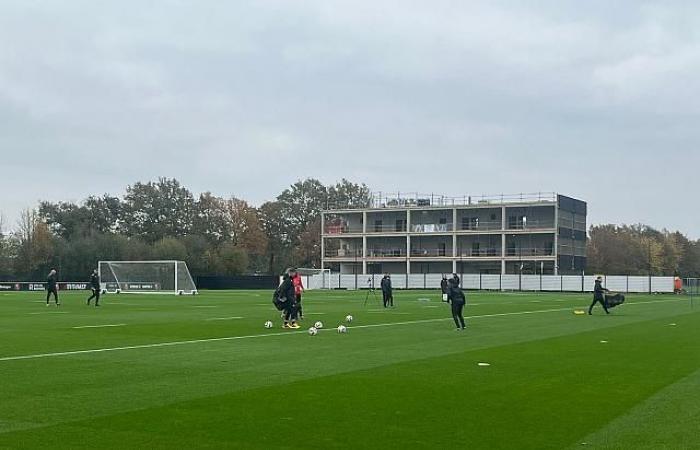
[321,193,587,276]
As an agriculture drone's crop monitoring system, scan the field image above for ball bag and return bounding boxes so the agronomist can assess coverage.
[605,293,626,309]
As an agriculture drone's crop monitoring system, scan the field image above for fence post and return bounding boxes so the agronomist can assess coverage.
[479,272,482,290]
[499,274,502,292]
[581,273,584,292]
[626,275,629,293]
[423,272,426,290]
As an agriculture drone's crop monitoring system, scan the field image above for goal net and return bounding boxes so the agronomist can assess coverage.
[294,268,332,290]
[98,260,198,295]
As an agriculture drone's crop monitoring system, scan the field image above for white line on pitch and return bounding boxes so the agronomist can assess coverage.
[192,306,217,308]
[72,324,126,329]
[28,311,68,315]
[205,317,244,321]
[0,298,686,363]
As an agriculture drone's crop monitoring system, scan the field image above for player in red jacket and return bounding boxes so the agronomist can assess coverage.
[291,269,305,319]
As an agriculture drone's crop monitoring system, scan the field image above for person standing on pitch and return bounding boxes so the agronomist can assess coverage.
[46,268,60,306]
[280,271,300,329]
[452,273,460,288]
[86,269,101,306]
[589,276,610,315]
[440,275,449,302]
[448,278,466,330]
[291,269,305,319]
[381,274,393,307]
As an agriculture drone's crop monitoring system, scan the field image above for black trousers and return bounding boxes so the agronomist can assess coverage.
[451,301,465,328]
[46,288,59,304]
[284,302,299,322]
[589,296,609,314]
[296,294,303,316]
[87,289,100,305]
[383,291,393,307]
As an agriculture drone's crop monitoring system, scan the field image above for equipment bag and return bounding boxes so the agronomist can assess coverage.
[605,293,626,308]
[272,288,287,311]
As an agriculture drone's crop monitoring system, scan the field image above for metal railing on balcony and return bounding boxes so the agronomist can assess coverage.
[506,220,555,230]
[325,192,557,211]
[367,248,408,258]
[457,221,503,231]
[505,248,555,257]
[456,249,502,257]
[410,223,454,233]
[324,225,364,235]
[410,248,452,257]
[324,249,363,258]
[367,224,408,233]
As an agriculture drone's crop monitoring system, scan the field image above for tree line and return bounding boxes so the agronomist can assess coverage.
[587,224,700,277]
[1,180,698,280]
[0,178,370,281]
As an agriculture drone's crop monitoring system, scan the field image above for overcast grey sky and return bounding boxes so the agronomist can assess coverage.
[0,1,698,236]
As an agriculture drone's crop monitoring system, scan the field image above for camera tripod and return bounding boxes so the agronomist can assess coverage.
[363,278,379,306]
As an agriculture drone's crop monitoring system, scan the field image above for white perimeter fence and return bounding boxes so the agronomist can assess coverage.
[307,273,680,294]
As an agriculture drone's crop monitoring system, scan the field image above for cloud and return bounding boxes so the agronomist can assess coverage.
[0,0,698,237]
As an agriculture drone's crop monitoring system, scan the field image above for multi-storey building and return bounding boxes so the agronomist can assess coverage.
[321,193,586,275]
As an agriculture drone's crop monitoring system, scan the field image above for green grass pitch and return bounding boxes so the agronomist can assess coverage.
[0,289,698,449]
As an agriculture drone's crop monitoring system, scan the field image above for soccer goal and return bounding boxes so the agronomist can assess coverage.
[98,261,198,295]
[295,268,332,290]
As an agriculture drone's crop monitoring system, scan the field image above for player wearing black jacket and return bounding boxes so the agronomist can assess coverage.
[448,279,466,330]
[279,272,299,329]
[87,269,101,306]
[589,277,610,315]
[46,269,59,306]
[380,274,393,308]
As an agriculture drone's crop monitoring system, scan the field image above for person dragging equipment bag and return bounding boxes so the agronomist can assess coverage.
[589,276,610,315]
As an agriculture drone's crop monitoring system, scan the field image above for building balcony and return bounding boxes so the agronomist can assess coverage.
[506,220,555,231]
[324,249,363,259]
[409,223,454,233]
[505,247,555,257]
[410,248,452,258]
[367,248,408,258]
[367,224,408,234]
[457,221,503,232]
[456,248,502,258]
[323,225,364,235]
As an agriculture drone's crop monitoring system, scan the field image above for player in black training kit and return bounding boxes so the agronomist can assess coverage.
[87,269,101,306]
[381,274,393,308]
[46,268,59,306]
[448,278,466,330]
[589,276,610,315]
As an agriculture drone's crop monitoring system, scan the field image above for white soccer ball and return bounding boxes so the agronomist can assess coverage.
[345,315,353,323]
[264,320,273,329]
[337,325,347,333]
[314,321,324,329]
[308,327,318,336]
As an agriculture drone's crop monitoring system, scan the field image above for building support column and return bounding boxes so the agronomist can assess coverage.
[452,207,458,273]
[362,235,367,275]
[406,234,411,274]
[501,206,507,275]
[320,212,325,271]
[553,203,559,275]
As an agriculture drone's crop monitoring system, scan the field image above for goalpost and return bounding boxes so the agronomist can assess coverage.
[295,268,332,290]
[98,261,198,295]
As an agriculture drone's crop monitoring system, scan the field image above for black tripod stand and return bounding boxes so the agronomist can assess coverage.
[363,278,379,306]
